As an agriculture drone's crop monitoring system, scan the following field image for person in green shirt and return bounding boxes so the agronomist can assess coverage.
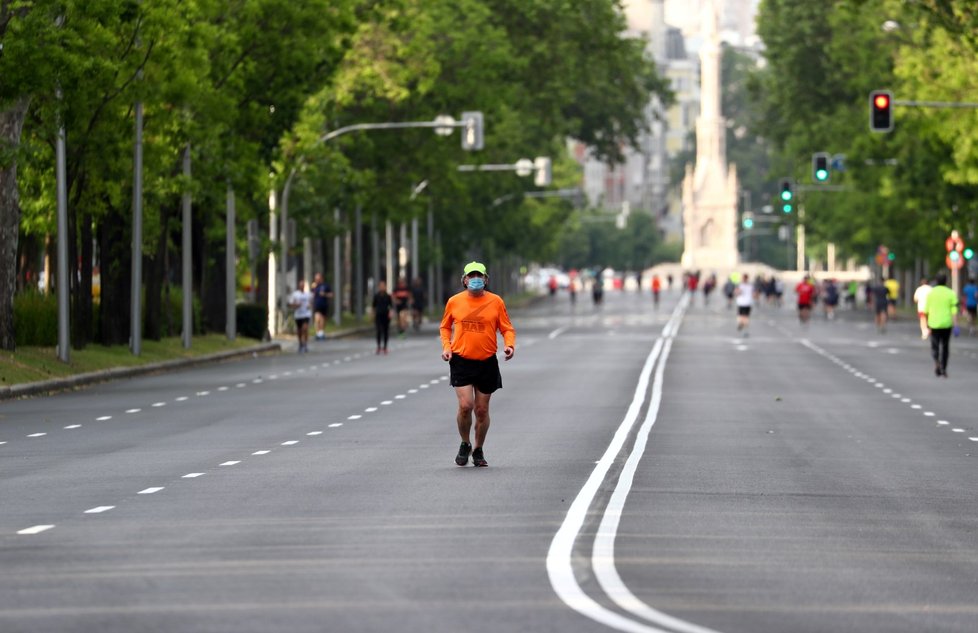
[924,272,959,377]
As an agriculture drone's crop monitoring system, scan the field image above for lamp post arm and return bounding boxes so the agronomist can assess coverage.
[319,120,465,144]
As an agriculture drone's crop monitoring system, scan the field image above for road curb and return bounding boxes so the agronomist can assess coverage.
[0,342,281,402]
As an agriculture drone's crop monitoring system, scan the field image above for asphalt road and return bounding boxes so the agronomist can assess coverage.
[1,286,976,633]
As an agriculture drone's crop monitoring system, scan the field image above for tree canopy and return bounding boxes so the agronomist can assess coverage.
[0,0,669,350]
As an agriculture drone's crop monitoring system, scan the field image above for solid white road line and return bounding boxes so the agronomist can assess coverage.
[17,525,55,535]
[548,294,695,633]
[548,325,570,340]
[84,506,115,514]
[592,336,720,633]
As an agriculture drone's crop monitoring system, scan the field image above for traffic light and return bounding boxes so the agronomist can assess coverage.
[460,111,484,150]
[742,213,754,229]
[812,152,830,183]
[946,230,965,270]
[965,247,975,260]
[779,178,794,213]
[869,90,893,133]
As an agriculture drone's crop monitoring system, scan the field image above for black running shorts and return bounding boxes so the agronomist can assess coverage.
[737,306,751,317]
[449,354,502,394]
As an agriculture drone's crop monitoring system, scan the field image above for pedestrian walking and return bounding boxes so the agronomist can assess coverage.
[924,272,959,377]
[884,275,900,317]
[289,280,313,353]
[311,272,333,341]
[870,278,889,333]
[440,262,516,468]
[651,274,662,308]
[735,273,756,337]
[393,277,411,335]
[372,280,393,354]
[822,279,839,320]
[913,277,932,340]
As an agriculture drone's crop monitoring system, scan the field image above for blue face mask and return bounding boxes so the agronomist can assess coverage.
[467,277,486,291]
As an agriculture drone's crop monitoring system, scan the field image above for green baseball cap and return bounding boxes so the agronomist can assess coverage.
[463,261,487,275]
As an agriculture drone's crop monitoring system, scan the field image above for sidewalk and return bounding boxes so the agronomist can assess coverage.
[0,325,371,402]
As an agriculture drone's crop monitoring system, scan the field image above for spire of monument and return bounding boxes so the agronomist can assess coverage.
[695,0,725,173]
[650,0,667,62]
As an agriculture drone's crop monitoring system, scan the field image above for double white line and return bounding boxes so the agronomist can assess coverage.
[546,294,721,633]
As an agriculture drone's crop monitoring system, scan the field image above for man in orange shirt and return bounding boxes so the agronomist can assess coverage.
[440,261,516,467]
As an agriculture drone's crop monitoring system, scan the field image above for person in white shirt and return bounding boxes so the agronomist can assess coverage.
[913,277,932,340]
[289,280,314,353]
[735,273,756,337]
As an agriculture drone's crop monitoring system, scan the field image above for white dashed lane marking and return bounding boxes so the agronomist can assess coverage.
[138,487,164,495]
[348,415,362,420]
[365,407,378,413]
[175,396,189,402]
[64,425,81,430]
[27,433,46,438]
[126,408,141,413]
[96,416,112,421]
[252,450,271,456]
[17,525,55,535]
[802,338,972,450]
[307,431,323,436]
[152,402,166,408]
[84,506,115,514]
[281,441,299,446]
[219,461,240,467]
[182,473,206,478]
[328,423,343,428]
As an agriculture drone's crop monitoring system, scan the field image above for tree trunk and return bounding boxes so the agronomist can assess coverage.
[97,210,131,345]
[0,97,31,351]
[145,204,174,341]
[201,221,226,334]
[75,211,93,345]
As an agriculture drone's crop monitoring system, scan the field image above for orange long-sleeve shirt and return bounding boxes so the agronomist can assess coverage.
[439,290,516,361]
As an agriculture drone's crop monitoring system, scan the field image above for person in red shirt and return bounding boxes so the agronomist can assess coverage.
[440,262,516,467]
[651,274,662,308]
[795,275,816,324]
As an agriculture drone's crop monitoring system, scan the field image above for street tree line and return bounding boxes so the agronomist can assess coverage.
[0,0,670,351]
[747,0,978,273]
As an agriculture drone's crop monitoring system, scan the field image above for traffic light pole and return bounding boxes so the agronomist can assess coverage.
[894,99,978,109]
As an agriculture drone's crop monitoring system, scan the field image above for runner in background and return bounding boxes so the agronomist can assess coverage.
[913,277,933,340]
[393,277,412,335]
[795,275,816,325]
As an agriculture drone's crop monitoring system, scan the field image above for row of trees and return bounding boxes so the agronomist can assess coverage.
[0,0,671,351]
[747,0,978,272]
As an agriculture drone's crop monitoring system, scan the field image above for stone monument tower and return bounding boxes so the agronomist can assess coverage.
[680,0,739,271]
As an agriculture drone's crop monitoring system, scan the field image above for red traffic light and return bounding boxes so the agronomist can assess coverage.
[869,90,894,133]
